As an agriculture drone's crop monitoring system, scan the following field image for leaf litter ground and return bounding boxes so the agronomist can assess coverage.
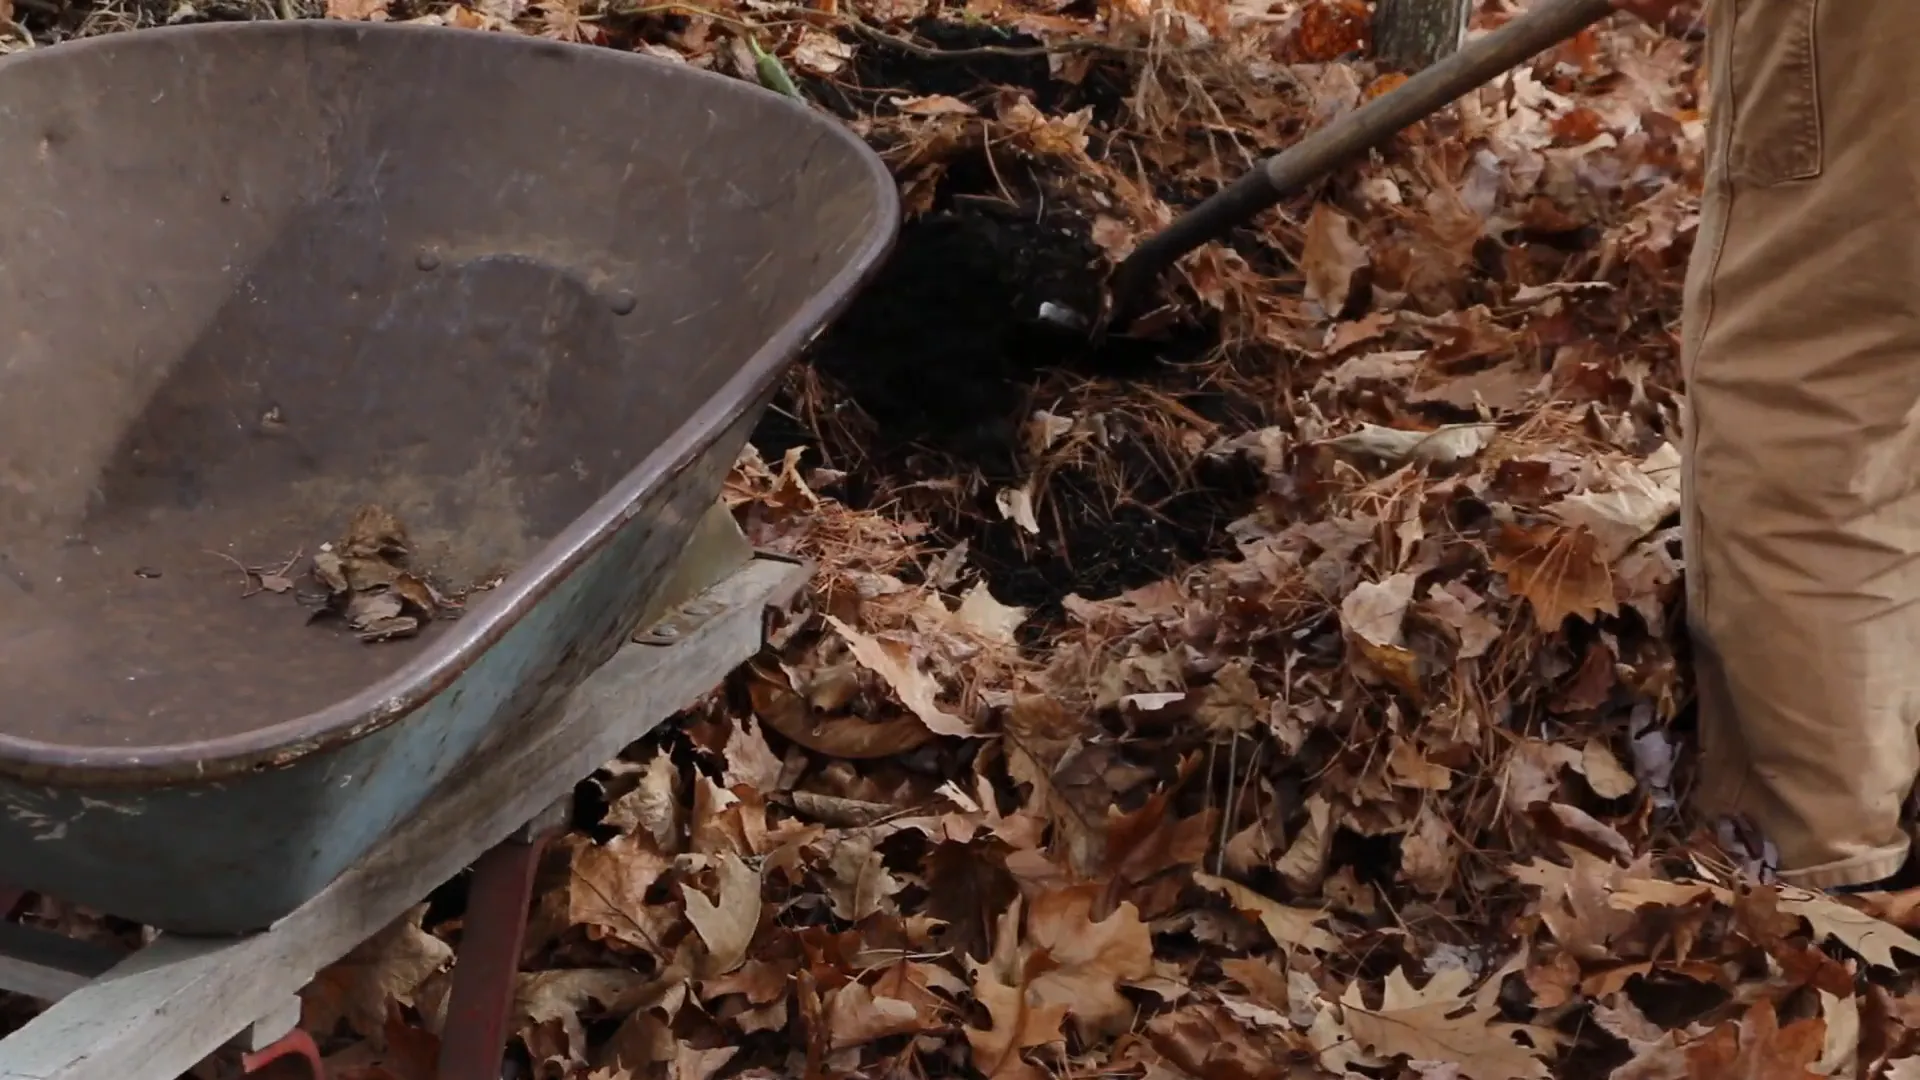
[14,1,1920,1079]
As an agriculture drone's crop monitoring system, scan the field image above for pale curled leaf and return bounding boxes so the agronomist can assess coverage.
[824,614,977,736]
[953,580,1029,644]
[1342,572,1418,648]
[668,1046,736,1080]
[1194,872,1340,953]
[1815,989,1858,1077]
[1577,739,1638,799]
[893,93,977,115]
[1545,443,1682,563]
[790,28,852,74]
[1322,423,1496,467]
[995,484,1041,534]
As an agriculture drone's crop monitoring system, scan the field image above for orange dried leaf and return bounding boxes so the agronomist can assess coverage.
[1490,522,1618,628]
[1291,0,1370,61]
[1684,999,1825,1080]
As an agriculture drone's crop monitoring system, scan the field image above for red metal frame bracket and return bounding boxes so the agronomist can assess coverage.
[240,1028,324,1080]
[435,800,572,1080]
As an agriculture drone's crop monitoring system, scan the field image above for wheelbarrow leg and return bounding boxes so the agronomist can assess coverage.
[240,1029,324,1080]
[437,798,571,1080]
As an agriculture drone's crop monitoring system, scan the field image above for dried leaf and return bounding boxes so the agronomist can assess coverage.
[966,972,1068,1080]
[1302,202,1370,317]
[1578,739,1638,799]
[682,853,762,975]
[1778,887,1920,970]
[1491,522,1618,628]
[1194,872,1341,953]
[825,614,977,736]
[302,905,452,1044]
[1684,999,1824,1079]
[1023,886,1156,1040]
[1323,422,1496,467]
[953,581,1029,644]
[1336,966,1557,1080]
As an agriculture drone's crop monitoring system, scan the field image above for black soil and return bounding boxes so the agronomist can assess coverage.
[756,20,1267,615]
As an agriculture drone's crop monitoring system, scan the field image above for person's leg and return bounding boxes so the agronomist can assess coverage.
[1685,0,1920,890]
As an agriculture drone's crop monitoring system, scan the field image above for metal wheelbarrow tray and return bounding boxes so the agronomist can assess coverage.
[0,21,898,936]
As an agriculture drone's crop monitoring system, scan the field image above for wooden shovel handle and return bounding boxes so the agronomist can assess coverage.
[1104,0,1621,332]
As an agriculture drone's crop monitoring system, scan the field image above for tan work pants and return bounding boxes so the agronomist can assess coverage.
[1685,0,1920,888]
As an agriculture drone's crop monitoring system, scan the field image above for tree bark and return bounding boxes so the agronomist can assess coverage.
[1371,0,1474,72]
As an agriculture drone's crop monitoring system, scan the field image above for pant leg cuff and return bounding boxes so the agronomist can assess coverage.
[1776,840,1912,891]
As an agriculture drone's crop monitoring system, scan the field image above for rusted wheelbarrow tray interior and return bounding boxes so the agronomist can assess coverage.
[0,22,897,934]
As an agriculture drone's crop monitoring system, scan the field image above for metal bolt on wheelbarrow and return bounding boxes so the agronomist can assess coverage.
[0,21,896,1080]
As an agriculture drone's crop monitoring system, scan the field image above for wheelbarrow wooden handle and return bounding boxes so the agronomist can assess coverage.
[1104,0,1621,331]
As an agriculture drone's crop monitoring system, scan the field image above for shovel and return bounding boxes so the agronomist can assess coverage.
[1058,0,1624,339]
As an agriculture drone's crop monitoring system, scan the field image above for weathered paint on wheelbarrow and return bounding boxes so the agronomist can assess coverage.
[0,21,898,933]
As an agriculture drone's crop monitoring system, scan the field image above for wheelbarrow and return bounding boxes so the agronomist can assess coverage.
[0,19,896,1080]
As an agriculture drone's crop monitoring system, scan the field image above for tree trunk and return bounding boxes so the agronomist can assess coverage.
[1371,0,1473,72]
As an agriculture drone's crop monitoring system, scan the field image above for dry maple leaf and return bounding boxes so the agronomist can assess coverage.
[1021,886,1156,1040]
[1399,801,1458,896]
[966,971,1069,1080]
[567,832,679,955]
[1490,521,1618,628]
[1336,965,1558,1080]
[1579,739,1639,798]
[1510,852,1645,961]
[1147,1002,1296,1080]
[789,28,851,75]
[748,659,937,759]
[894,93,977,116]
[1277,796,1337,893]
[1816,989,1859,1076]
[513,969,651,1072]
[596,977,691,1073]
[302,904,452,1044]
[1590,997,1693,1080]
